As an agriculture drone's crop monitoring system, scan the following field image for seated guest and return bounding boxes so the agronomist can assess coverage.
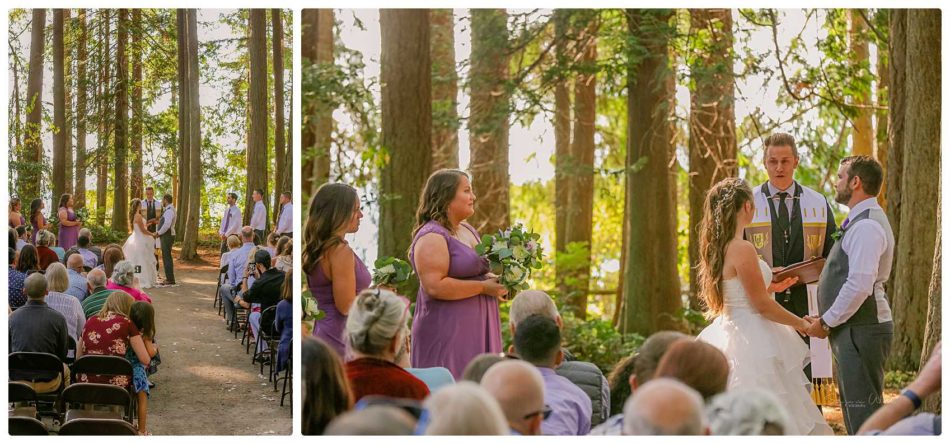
[303,337,353,435]
[265,231,280,258]
[220,234,242,269]
[274,270,293,376]
[219,227,256,326]
[9,248,28,310]
[392,335,455,393]
[274,236,293,272]
[859,341,942,436]
[9,273,70,393]
[65,254,89,301]
[423,382,510,435]
[97,244,125,277]
[81,269,115,319]
[481,360,547,435]
[461,353,507,383]
[16,244,42,276]
[514,314,592,435]
[235,249,285,356]
[654,338,729,401]
[48,232,66,261]
[107,260,153,303]
[509,290,610,426]
[324,405,416,435]
[592,330,689,435]
[622,378,707,435]
[8,227,16,251]
[76,231,99,269]
[36,230,60,271]
[44,263,86,345]
[706,388,791,435]
[15,225,30,251]
[345,288,429,403]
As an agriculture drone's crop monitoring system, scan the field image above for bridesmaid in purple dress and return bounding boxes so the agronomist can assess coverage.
[29,198,47,245]
[57,194,81,250]
[303,183,370,358]
[8,198,26,229]
[410,169,509,379]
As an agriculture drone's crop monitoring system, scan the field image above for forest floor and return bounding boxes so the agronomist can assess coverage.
[144,247,292,435]
[823,389,899,435]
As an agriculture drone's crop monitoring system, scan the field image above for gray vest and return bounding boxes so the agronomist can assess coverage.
[817,208,894,327]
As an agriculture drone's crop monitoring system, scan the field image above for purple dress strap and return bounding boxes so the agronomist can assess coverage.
[309,246,371,358]
[409,220,501,379]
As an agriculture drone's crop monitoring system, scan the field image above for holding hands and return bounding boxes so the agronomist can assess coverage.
[802,315,828,339]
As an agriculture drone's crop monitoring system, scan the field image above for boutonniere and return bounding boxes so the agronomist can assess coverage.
[831,229,843,242]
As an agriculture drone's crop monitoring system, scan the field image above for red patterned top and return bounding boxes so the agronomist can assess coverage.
[78,312,140,388]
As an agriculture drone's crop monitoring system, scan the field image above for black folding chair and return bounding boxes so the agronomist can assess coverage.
[252,306,279,378]
[278,345,292,407]
[9,382,40,419]
[8,416,49,435]
[215,264,229,315]
[65,336,77,365]
[69,355,137,423]
[9,352,67,412]
[59,383,132,423]
[58,418,138,435]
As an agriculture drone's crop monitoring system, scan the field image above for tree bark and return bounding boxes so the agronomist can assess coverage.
[554,9,573,264]
[467,9,510,237]
[888,9,940,371]
[53,10,67,206]
[131,9,144,200]
[64,10,74,196]
[272,9,286,227]
[246,9,269,226]
[22,9,47,200]
[302,9,333,200]
[687,8,737,310]
[378,9,432,262]
[175,10,189,240]
[875,10,889,210]
[179,9,203,260]
[921,190,941,414]
[622,9,682,336]
[850,9,873,156]
[112,9,130,232]
[885,9,905,297]
[96,10,109,226]
[431,8,460,171]
[75,9,88,210]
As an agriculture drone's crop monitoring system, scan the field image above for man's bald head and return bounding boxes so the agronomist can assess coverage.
[622,378,706,435]
[87,268,107,289]
[481,360,546,435]
[67,253,85,272]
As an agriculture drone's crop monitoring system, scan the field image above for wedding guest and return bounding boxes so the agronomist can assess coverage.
[65,254,90,301]
[29,198,46,244]
[273,271,293,376]
[218,227,256,326]
[250,188,268,245]
[274,236,293,272]
[235,249,284,356]
[220,234,242,266]
[78,228,103,265]
[107,260,153,303]
[275,191,293,237]
[43,263,86,344]
[16,244,41,275]
[654,338,729,401]
[859,341,941,436]
[304,183,370,357]
[36,230,60,271]
[9,197,26,228]
[423,382,510,435]
[81,269,114,319]
[10,273,70,393]
[9,248,28,310]
[49,232,66,262]
[706,388,791,435]
[99,244,125,278]
[622,378,707,435]
[57,193,81,250]
[129,301,159,429]
[8,228,16,253]
[461,353,507,383]
[514,314,591,435]
[391,330,454,393]
[74,233,98,269]
[345,289,429,402]
[410,169,508,378]
[219,192,242,254]
[324,406,415,436]
[303,337,353,435]
[266,231,280,257]
[481,360,547,435]
[15,225,29,251]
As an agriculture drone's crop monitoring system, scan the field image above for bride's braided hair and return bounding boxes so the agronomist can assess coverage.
[345,289,409,357]
[697,178,754,318]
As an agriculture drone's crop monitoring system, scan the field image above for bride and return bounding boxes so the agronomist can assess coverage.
[696,178,832,435]
[123,198,158,289]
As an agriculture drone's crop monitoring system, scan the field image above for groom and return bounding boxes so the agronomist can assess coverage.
[806,156,894,435]
[154,194,177,286]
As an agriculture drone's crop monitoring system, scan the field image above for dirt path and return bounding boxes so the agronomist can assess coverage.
[144,256,292,435]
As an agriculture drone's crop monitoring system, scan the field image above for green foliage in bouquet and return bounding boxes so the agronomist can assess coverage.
[372,256,413,287]
[475,223,545,293]
[301,289,325,336]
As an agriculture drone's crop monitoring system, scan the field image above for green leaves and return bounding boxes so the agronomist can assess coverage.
[371,256,414,287]
[477,223,546,294]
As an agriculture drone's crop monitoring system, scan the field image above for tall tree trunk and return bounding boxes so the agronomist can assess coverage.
[875,10,889,209]
[112,9,130,232]
[64,9,74,196]
[378,9,432,262]
[921,191,941,414]
[302,9,333,200]
[175,10,189,241]
[180,9,203,260]
[283,83,293,199]
[96,10,111,226]
[687,8,737,310]
[431,8,460,171]
[562,13,598,320]
[75,9,88,210]
[888,9,940,371]
[885,10,905,296]
[622,9,682,336]
[850,9,873,155]
[554,9,574,302]
[272,9,286,227]
[246,9,269,225]
[467,9,510,236]
[21,9,47,200]
[53,10,67,206]
[130,9,144,200]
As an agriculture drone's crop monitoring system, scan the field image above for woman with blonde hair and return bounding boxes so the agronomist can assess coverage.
[43,263,86,344]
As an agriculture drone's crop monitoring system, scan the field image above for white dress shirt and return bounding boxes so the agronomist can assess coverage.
[276,202,293,234]
[219,205,242,237]
[157,205,177,236]
[821,197,894,327]
[250,200,267,231]
[143,198,163,220]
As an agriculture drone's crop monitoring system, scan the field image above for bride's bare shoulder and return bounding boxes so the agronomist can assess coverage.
[725,239,758,260]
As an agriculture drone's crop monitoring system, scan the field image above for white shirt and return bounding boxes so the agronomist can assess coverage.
[250,200,267,231]
[157,205,177,236]
[143,198,163,219]
[276,202,293,234]
[821,197,894,327]
[219,205,242,236]
[766,181,796,216]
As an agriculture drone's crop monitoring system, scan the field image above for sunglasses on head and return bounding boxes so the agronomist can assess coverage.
[523,405,553,421]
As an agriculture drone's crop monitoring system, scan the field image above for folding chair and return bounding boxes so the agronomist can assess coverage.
[278,346,292,407]
[59,383,132,423]
[252,306,279,378]
[8,416,49,435]
[9,352,67,415]
[215,264,229,315]
[9,382,40,419]
[65,336,77,365]
[58,418,138,435]
[69,355,136,423]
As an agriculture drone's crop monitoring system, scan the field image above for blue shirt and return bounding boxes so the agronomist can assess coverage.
[406,367,455,393]
[538,367,592,435]
[66,269,90,301]
[227,242,256,286]
[78,248,98,268]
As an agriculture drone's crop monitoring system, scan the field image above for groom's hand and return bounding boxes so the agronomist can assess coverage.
[805,318,828,338]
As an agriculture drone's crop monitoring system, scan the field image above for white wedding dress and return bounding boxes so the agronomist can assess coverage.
[698,259,833,435]
[122,216,158,289]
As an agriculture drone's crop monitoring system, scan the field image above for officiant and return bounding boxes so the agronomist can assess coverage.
[744,133,836,372]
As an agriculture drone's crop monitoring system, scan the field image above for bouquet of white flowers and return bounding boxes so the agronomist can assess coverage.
[372,256,414,288]
[475,223,544,293]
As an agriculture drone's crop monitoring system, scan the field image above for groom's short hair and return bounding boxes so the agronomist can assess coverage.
[763,132,798,159]
[841,155,883,196]
[228,192,238,201]
[163,194,173,204]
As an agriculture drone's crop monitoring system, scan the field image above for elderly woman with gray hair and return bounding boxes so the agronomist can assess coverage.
[35,229,61,271]
[705,388,792,435]
[106,260,153,303]
[344,288,429,403]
